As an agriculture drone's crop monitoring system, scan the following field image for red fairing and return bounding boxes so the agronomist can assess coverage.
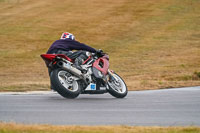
[41,54,56,61]
[40,54,73,62]
[92,57,109,75]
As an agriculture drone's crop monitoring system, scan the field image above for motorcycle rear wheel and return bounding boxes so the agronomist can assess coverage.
[50,68,81,99]
[107,73,128,98]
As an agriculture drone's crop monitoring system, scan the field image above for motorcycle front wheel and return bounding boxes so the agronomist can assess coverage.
[107,73,128,98]
[50,68,81,99]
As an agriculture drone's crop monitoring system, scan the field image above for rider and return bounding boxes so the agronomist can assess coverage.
[47,32,101,71]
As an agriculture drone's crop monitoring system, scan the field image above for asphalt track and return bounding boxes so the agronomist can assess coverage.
[0,87,200,126]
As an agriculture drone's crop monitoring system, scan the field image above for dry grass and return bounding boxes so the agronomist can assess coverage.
[0,0,200,91]
[0,123,200,133]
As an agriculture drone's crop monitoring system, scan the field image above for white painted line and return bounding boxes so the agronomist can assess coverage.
[0,91,57,95]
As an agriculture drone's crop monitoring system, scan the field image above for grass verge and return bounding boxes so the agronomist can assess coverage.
[0,123,200,133]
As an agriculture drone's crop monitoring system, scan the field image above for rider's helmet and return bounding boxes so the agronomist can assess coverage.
[60,32,75,40]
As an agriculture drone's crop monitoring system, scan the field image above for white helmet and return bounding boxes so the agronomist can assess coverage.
[60,32,75,40]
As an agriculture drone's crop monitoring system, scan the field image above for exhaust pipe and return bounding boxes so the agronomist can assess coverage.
[57,61,83,79]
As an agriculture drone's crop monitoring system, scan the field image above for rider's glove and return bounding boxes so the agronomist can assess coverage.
[96,49,104,57]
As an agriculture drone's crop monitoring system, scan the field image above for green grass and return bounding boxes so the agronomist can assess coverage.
[0,123,200,133]
[0,0,200,91]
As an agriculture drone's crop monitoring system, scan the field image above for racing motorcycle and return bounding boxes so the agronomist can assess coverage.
[41,51,128,99]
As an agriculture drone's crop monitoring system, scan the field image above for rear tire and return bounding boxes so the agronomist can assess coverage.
[50,68,81,99]
[107,73,128,98]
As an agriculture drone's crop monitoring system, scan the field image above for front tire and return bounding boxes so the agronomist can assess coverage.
[107,73,128,98]
[50,68,81,99]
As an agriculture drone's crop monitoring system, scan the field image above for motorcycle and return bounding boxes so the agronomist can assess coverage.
[41,51,128,99]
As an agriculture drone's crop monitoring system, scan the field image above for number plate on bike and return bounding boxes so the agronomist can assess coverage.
[85,83,96,91]
[90,84,96,90]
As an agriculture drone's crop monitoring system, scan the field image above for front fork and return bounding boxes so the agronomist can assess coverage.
[107,69,118,81]
[105,69,119,89]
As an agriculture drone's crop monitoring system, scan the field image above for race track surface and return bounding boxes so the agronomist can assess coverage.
[0,87,200,126]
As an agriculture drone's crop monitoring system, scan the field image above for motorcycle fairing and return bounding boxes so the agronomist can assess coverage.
[41,54,73,62]
[92,57,109,75]
[41,54,57,62]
